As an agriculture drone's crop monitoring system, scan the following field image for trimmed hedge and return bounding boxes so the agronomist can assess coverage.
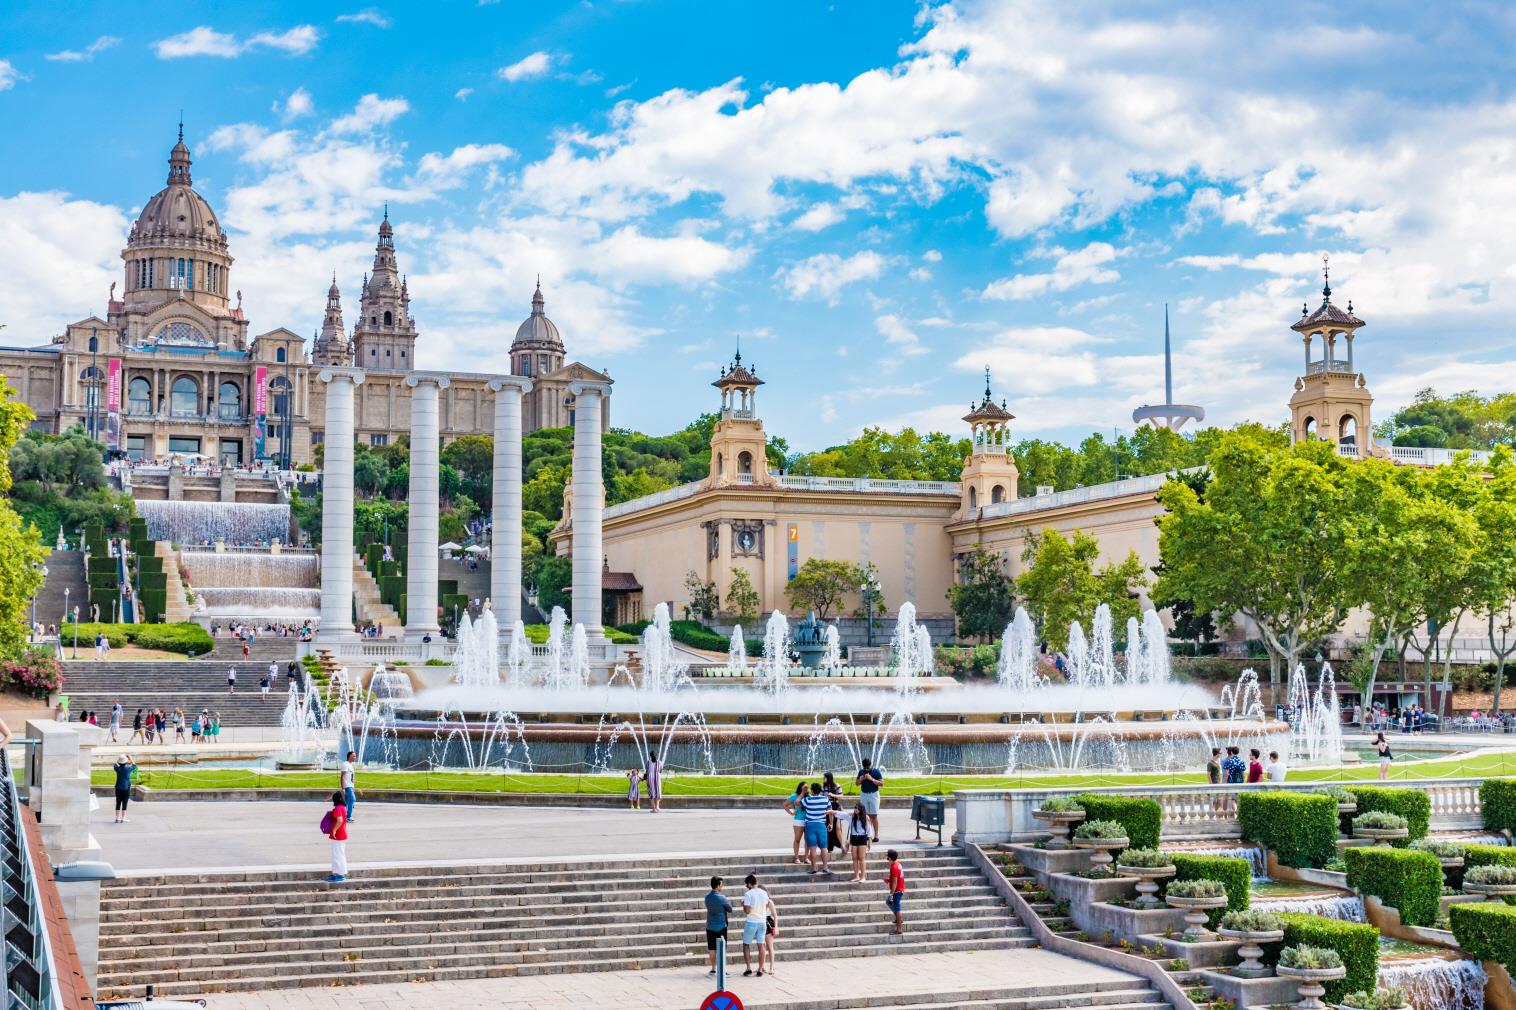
[1450,902,1516,973]
[1171,853,1250,927]
[1349,786,1430,844]
[58,622,211,656]
[1343,846,1443,926]
[1073,794,1161,852]
[1480,779,1516,834]
[1463,842,1516,870]
[1272,913,1379,1003]
[1238,792,1338,869]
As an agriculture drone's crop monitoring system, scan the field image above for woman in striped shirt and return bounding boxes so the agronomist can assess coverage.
[800,782,834,874]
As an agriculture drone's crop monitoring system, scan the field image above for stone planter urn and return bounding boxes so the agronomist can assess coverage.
[1217,927,1284,977]
[1071,835,1128,876]
[1276,965,1346,1010]
[1351,826,1409,843]
[1463,881,1516,899]
[1337,800,1357,816]
[1164,893,1228,940]
[1115,862,1176,908]
[1031,808,1084,849]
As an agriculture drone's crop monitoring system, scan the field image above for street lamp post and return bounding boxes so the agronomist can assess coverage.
[63,586,70,642]
[88,326,100,441]
[71,606,80,659]
[30,563,47,635]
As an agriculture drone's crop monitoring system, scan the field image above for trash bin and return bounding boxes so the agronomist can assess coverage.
[911,795,945,846]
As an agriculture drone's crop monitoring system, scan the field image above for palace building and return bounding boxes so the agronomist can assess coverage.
[0,129,608,464]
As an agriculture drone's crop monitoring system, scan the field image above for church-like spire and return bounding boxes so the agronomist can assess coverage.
[312,273,352,366]
[167,123,193,187]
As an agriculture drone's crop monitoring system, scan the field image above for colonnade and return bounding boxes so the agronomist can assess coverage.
[314,368,610,645]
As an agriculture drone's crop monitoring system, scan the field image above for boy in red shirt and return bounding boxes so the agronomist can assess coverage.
[885,849,905,935]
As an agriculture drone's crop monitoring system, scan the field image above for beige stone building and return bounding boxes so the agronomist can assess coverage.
[0,130,607,462]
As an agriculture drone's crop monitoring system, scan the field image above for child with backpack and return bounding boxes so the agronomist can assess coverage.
[321,791,349,883]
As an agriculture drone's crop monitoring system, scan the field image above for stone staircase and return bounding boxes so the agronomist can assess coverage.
[29,549,87,628]
[154,543,193,623]
[739,983,1170,1010]
[96,848,1039,999]
[58,659,290,726]
[207,636,301,662]
[352,557,400,632]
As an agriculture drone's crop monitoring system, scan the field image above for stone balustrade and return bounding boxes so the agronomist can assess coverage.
[955,777,1490,844]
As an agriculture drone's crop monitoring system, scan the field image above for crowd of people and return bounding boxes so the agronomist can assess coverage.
[213,621,314,644]
[1205,745,1289,786]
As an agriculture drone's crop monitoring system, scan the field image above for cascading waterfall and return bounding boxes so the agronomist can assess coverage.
[727,623,748,674]
[138,500,292,545]
[758,610,791,693]
[1379,958,1486,1010]
[1252,894,1364,921]
[1168,845,1267,880]
[821,624,842,672]
[181,550,319,617]
[369,663,414,701]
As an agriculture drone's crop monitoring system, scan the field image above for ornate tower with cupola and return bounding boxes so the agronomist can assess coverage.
[351,210,418,371]
[708,347,772,488]
[312,275,353,367]
[1289,257,1374,458]
[958,368,1020,518]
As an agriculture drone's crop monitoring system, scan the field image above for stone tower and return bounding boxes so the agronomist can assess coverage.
[958,368,1020,518]
[351,209,418,371]
[707,346,772,487]
[1289,257,1373,457]
[311,274,353,366]
[510,279,566,378]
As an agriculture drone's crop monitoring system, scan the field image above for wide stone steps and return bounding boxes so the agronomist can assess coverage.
[746,985,1167,1010]
[97,849,1024,999]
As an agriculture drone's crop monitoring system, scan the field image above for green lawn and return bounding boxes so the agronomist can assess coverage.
[93,748,1516,796]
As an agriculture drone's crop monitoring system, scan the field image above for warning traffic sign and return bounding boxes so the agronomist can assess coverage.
[700,991,743,1010]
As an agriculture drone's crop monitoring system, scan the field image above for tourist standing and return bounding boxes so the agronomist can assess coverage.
[1265,751,1287,783]
[1221,746,1245,784]
[784,780,807,863]
[211,712,221,743]
[822,772,844,852]
[626,767,641,810]
[1205,747,1222,784]
[112,754,136,823]
[324,791,349,883]
[109,701,122,743]
[1375,732,1394,780]
[267,660,278,690]
[885,849,906,934]
[644,750,663,813]
[227,666,237,693]
[856,758,884,842]
[1246,748,1264,784]
[848,800,872,881]
[740,873,770,977]
[800,781,833,874]
[130,709,144,745]
[704,876,733,975]
[763,895,780,976]
[341,750,357,822]
[94,632,107,660]
[172,708,185,744]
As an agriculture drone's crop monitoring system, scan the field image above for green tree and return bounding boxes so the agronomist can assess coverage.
[523,465,568,520]
[1474,448,1516,712]
[1156,434,1355,703]
[1381,388,1516,450]
[535,554,572,615]
[785,558,861,621]
[610,469,675,505]
[0,380,48,656]
[684,570,720,622]
[725,567,760,625]
[948,546,1016,642]
[441,434,494,503]
[1016,529,1145,653]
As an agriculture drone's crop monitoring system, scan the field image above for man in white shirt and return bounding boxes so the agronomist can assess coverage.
[341,750,357,823]
[741,873,773,977]
[1264,751,1287,783]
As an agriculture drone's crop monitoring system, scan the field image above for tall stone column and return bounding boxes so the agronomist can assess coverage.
[569,380,612,636]
[489,376,533,633]
[316,366,365,643]
[404,372,450,640]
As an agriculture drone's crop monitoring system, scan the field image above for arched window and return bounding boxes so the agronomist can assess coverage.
[738,451,753,475]
[218,381,242,420]
[80,366,104,414]
[127,377,151,414]
[170,376,199,417]
[716,453,724,477]
[275,347,286,363]
[1339,414,1358,449]
[1302,416,1317,440]
[383,310,393,326]
[968,486,978,510]
[270,376,293,417]
[991,484,1005,504]
[88,334,98,353]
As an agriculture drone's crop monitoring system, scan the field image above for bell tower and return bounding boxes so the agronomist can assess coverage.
[708,346,772,488]
[958,368,1019,519]
[351,208,419,371]
[1289,256,1373,458]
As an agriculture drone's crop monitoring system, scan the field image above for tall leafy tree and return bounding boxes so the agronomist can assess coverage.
[786,558,864,621]
[1016,528,1145,653]
[0,380,48,656]
[948,546,1016,642]
[1474,448,1516,712]
[1156,434,1355,703]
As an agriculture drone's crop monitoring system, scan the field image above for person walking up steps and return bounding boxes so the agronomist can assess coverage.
[341,751,357,822]
[885,849,906,935]
[856,757,884,842]
[323,791,349,883]
[801,781,833,874]
[226,665,237,693]
[704,876,733,976]
[109,700,122,743]
[741,873,772,977]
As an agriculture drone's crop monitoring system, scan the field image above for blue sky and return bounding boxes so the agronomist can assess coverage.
[3,1,1516,449]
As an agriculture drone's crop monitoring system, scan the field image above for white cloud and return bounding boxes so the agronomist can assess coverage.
[874,314,929,357]
[153,25,319,59]
[282,87,314,121]
[45,36,120,62]
[454,87,474,102]
[329,94,409,134]
[0,60,21,91]
[0,192,129,339]
[411,144,515,194]
[982,242,1121,300]
[336,8,391,28]
[774,251,886,301]
[498,51,553,83]
[586,226,751,286]
[791,203,843,231]
[922,249,942,263]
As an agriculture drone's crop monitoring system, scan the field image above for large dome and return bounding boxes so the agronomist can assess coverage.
[127,134,227,251]
[511,281,563,350]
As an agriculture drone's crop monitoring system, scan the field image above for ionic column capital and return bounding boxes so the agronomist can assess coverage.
[318,366,366,386]
[403,371,451,390]
[489,376,534,395]
[569,379,613,398]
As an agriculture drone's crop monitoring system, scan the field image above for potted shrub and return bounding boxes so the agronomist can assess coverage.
[1408,838,1465,871]
[1462,863,1516,898]
[1114,848,1177,908]
[1351,810,1409,843]
[1337,986,1410,1010]
[1032,795,1086,849]
[1275,944,1346,1010]
[1317,785,1357,816]
[1217,908,1284,978]
[1070,819,1128,876]
[1164,878,1228,940]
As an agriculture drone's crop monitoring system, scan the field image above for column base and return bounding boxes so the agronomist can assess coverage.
[313,629,363,646]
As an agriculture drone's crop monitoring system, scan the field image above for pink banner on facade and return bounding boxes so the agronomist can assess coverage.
[106,358,122,411]
[254,366,269,415]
